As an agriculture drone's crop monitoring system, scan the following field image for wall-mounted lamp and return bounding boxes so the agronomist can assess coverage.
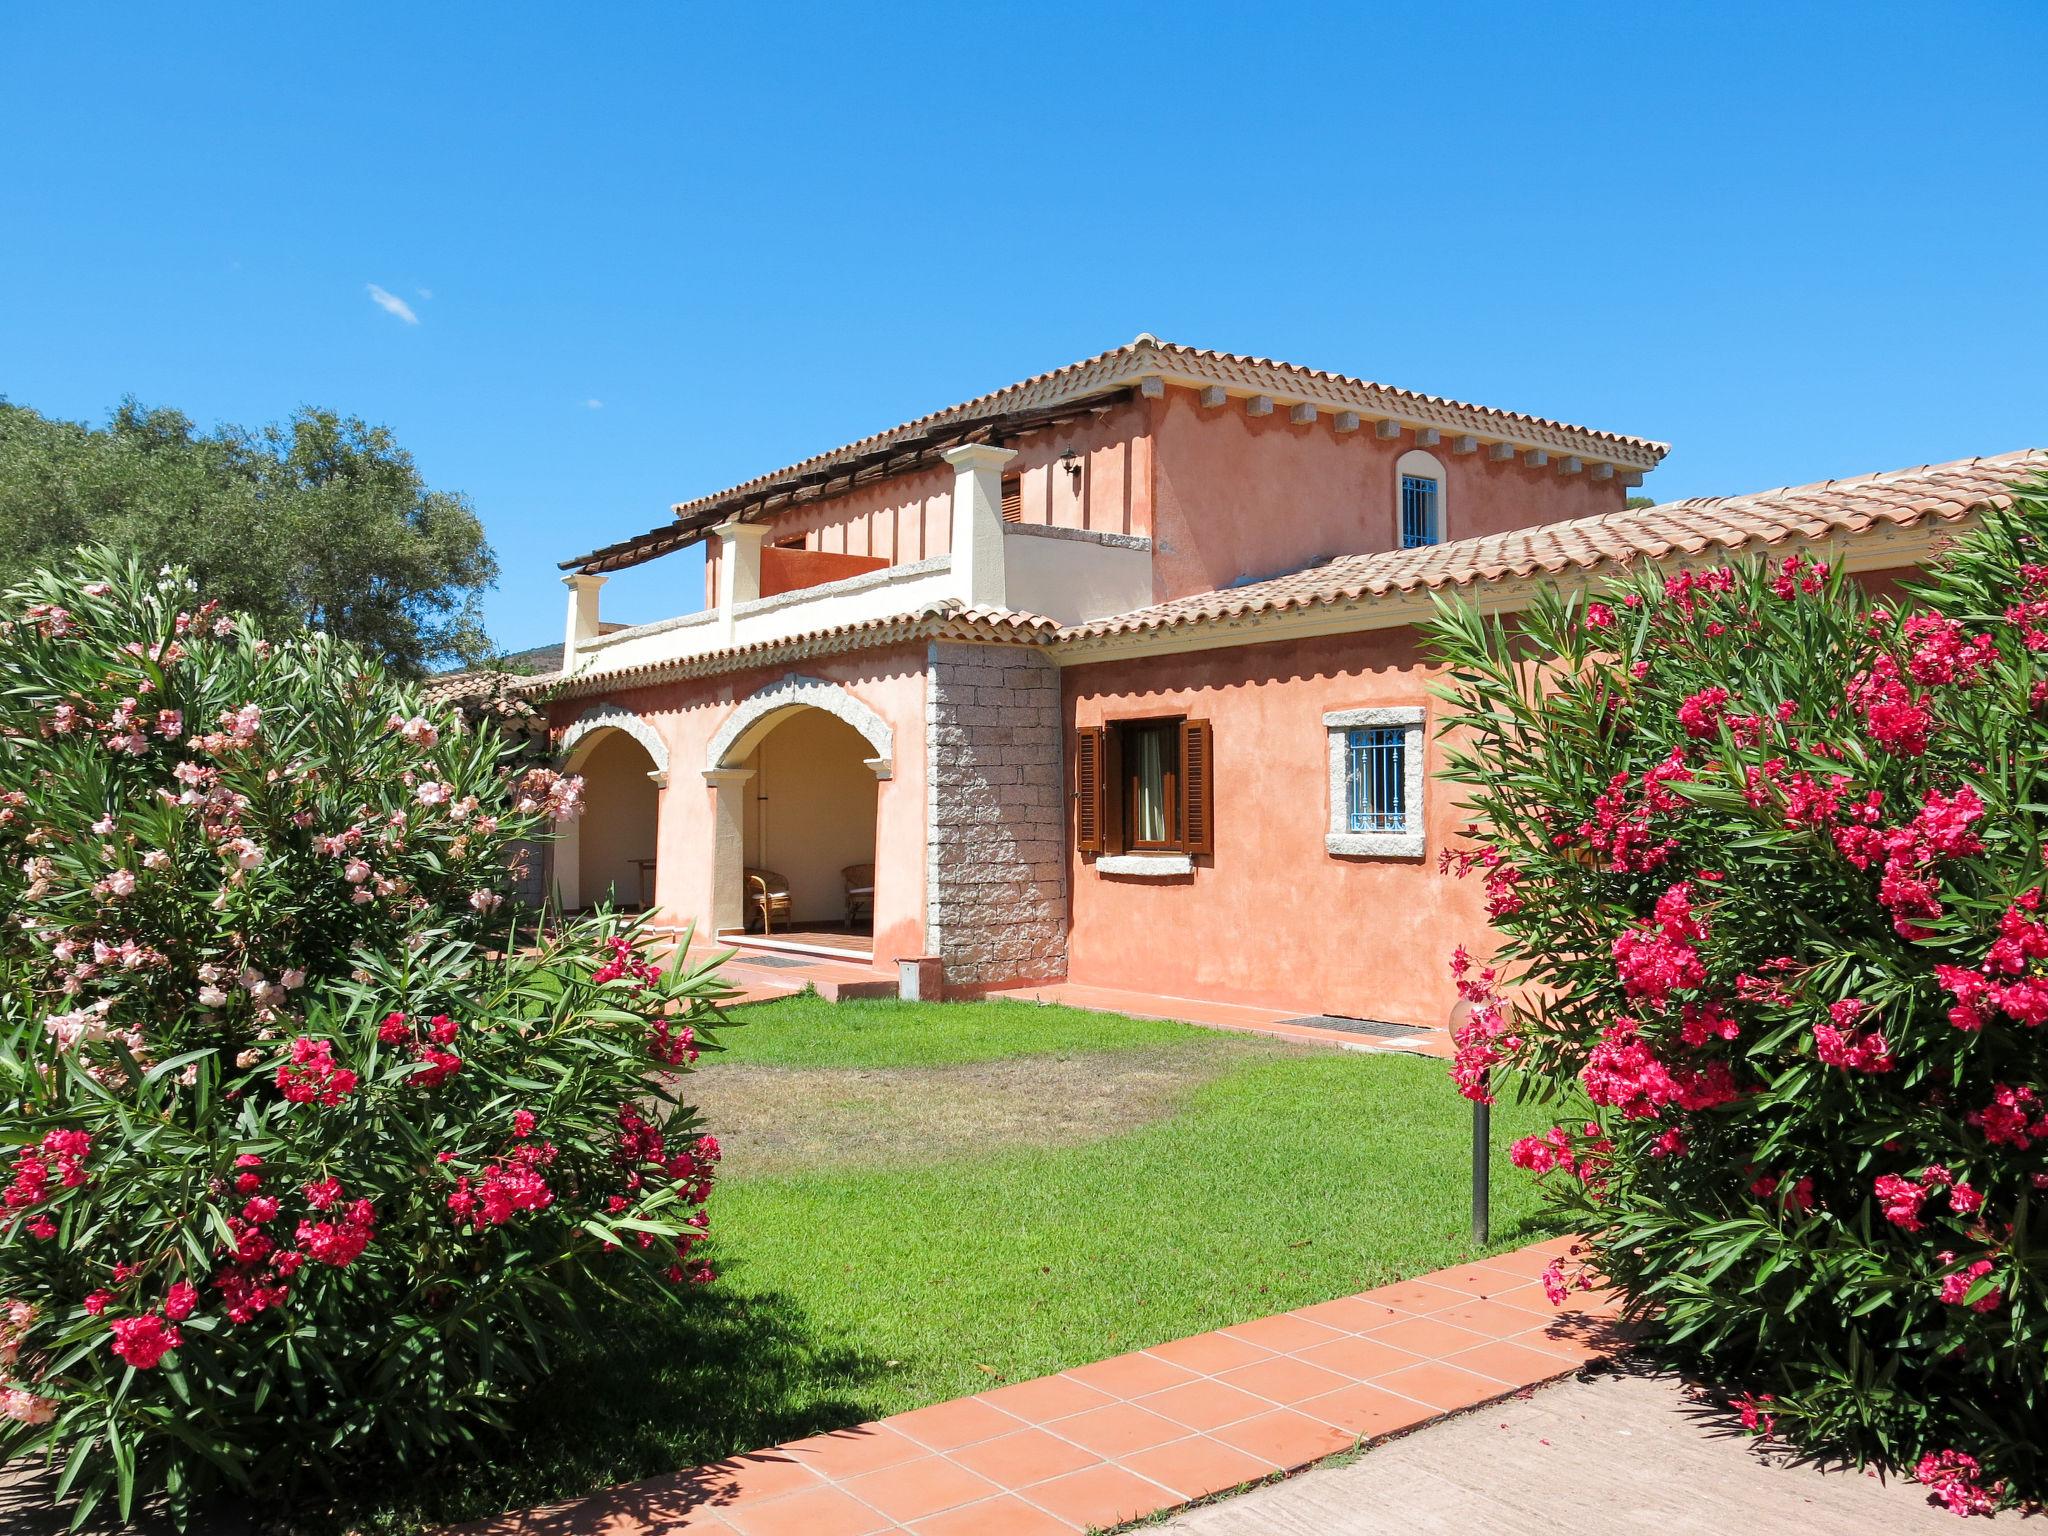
[1059,448,1082,485]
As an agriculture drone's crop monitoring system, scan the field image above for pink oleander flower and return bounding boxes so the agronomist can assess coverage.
[1875,1173,1928,1231]
[163,1282,199,1321]
[1676,686,1731,739]
[108,1313,183,1370]
[1914,1449,2003,1516]
[1937,1255,2002,1313]
[390,713,440,748]
[296,1199,375,1267]
[0,1388,56,1425]
[1734,1392,1775,1438]
[275,1037,358,1107]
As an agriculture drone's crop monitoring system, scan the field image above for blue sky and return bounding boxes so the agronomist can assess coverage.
[3,2,2043,651]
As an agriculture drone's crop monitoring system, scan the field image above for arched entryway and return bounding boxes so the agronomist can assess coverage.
[704,675,892,953]
[555,705,669,914]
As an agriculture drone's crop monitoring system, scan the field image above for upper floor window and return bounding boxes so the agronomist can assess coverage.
[1001,474,1024,524]
[1400,475,1439,549]
[1395,449,1448,549]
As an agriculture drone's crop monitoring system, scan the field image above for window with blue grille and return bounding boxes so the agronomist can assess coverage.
[1400,475,1439,549]
[1344,727,1407,832]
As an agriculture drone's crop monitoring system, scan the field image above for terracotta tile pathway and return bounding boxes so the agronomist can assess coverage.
[457,1236,1625,1536]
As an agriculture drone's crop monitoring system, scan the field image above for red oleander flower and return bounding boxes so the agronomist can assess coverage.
[108,1313,183,1370]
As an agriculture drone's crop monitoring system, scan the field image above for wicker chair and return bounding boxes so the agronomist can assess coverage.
[842,862,876,930]
[744,867,793,934]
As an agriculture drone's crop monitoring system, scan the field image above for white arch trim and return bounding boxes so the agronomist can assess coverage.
[561,703,670,786]
[553,704,670,914]
[703,674,893,780]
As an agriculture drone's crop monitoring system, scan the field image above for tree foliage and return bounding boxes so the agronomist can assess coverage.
[0,399,497,676]
[1428,479,2048,1515]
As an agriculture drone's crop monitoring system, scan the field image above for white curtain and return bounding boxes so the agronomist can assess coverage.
[1131,728,1168,843]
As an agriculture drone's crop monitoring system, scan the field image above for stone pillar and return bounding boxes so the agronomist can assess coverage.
[703,766,754,934]
[939,444,1018,610]
[562,573,606,669]
[714,521,770,643]
[923,642,1068,988]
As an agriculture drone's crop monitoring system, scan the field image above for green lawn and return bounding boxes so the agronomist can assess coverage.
[357,995,1563,1531]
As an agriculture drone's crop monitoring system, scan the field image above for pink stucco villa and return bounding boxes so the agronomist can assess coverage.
[506,335,2041,1029]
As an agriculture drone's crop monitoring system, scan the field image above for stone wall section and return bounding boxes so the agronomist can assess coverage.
[924,642,1069,987]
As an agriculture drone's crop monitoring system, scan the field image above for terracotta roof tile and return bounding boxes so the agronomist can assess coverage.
[1059,450,2047,643]
[537,601,1059,697]
[665,334,1669,524]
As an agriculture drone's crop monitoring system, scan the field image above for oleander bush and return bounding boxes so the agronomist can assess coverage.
[1429,478,2048,1518]
[0,552,730,1525]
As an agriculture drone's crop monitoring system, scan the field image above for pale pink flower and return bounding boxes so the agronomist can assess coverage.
[0,1388,56,1425]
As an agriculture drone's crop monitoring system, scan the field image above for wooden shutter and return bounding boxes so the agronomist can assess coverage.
[1074,725,1105,853]
[1000,476,1023,524]
[1180,718,1214,856]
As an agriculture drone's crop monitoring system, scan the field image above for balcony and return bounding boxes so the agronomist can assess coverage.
[558,445,1155,682]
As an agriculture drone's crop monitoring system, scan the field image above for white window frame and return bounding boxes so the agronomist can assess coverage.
[1324,705,1425,858]
[1396,449,1447,548]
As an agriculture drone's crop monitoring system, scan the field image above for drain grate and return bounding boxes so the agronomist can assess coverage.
[733,954,816,969]
[1278,1015,1432,1039]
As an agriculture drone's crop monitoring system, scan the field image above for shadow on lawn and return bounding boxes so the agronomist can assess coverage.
[5,1282,878,1536]
[349,1278,884,1532]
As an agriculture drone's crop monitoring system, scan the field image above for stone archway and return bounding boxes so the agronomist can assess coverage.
[704,676,893,937]
[555,703,669,912]
[704,674,892,779]
[563,702,670,784]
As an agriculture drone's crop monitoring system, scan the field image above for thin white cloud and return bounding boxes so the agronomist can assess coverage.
[584,398,604,410]
[416,287,434,300]
[366,284,419,325]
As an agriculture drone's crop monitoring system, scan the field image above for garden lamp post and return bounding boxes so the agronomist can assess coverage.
[1450,995,1488,1247]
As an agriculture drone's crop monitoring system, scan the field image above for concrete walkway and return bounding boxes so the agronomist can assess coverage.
[1157,1361,2033,1534]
